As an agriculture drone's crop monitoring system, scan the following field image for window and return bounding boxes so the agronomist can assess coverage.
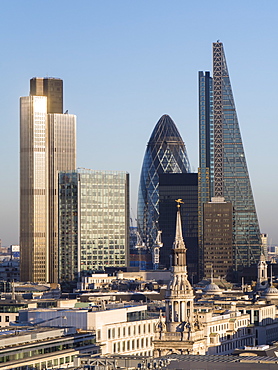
[108,329,111,339]
[5,316,9,323]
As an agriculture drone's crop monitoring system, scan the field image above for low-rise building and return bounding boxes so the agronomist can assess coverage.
[0,326,97,369]
[18,303,158,356]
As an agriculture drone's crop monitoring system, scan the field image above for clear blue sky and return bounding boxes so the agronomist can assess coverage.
[0,0,277,247]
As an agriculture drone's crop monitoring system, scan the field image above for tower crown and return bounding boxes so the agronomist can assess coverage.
[171,200,187,270]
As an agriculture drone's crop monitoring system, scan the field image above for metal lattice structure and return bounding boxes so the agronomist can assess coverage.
[213,43,224,197]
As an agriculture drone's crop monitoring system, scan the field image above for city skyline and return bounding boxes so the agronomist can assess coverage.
[0,1,277,247]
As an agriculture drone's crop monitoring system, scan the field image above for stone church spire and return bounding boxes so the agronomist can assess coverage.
[165,200,194,333]
[153,200,207,357]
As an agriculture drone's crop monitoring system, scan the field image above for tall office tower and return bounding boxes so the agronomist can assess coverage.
[138,115,190,250]
[199,42,261,275]
[198,71,214,278]
[203,198,233,279]
[158,173,198,280]
[20,78,76,283]
[58,169,129,286]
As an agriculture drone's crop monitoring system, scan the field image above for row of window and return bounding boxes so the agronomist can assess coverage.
[0,315,13,323]
[108,322,154,339]
[112,337,153,353]
[0,340,93,363]
[210,319,249,334]
[215,337,252,353]
[11,355,75,370]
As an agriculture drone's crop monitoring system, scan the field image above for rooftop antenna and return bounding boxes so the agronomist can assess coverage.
[11,280,16,301]
[210,265,214,283]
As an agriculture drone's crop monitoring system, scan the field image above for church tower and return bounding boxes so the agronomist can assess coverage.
[256,253,268,291]
[165,199,194,332]
[153,200,206,356]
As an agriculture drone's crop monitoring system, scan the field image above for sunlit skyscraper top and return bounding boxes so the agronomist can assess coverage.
[137,114,190,249]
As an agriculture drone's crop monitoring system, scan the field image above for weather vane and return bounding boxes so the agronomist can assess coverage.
[175,199,184,208]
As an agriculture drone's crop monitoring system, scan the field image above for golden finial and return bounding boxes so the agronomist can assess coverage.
[175,199,184,208]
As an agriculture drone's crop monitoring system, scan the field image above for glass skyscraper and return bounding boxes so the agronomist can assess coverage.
[159,173,198,279]
[138,114,190,249]
[199,42,261,272]
[20,78,76,283]
[59,169,129,285]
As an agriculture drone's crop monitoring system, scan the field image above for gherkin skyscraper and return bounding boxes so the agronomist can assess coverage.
[199,42,261,273]
[138,115,190,249]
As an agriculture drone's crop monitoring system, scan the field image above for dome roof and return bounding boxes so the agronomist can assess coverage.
[203,282,222,294]
[262,285,278,299]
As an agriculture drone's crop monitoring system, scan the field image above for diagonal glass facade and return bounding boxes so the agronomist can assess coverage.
[199,42,261,272]
[219,42,261,268]
[137,115,190,249]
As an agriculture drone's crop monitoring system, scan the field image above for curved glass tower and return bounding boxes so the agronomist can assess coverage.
[137,114,190,248]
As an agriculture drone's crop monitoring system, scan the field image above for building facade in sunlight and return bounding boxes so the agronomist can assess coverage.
[58,169,129,285]
[20,77,76,283]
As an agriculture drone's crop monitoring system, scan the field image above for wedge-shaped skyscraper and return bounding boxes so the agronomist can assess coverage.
[138,114,190,249]
[199,42,261,272]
